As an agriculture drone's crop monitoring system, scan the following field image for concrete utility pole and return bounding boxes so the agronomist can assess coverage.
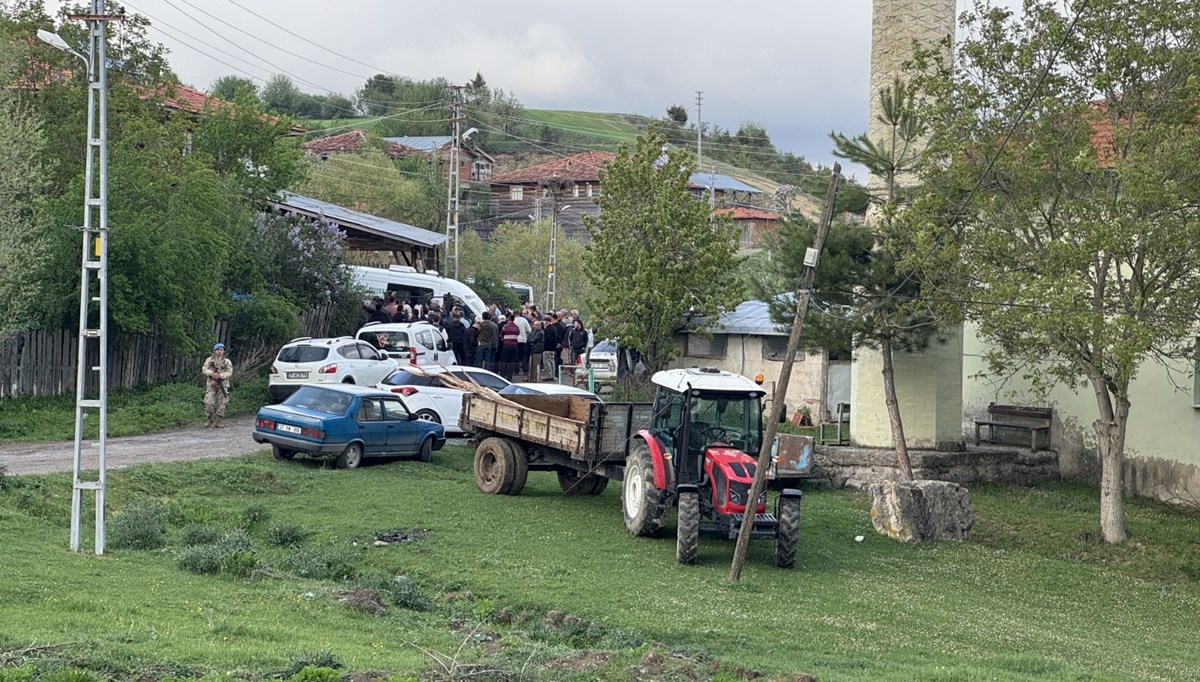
[539,177,570,311]
[443,84,465,277]
[50,2,124,555]
[695,90,703,169]
[728,163,842,583]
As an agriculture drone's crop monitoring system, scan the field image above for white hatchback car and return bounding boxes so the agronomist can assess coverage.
[375,366,510,435]
[356,321,459,366]
[269,337,400,403]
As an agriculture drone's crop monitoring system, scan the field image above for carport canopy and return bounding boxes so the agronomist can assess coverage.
[271,191,447,253]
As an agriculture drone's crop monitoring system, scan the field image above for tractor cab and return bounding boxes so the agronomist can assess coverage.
[650,368,768,517]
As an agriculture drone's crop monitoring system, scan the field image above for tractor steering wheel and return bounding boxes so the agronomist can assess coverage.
[699,425,731,444]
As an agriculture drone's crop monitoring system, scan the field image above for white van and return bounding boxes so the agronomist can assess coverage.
[351,266,487,320]
[356,321,459,366]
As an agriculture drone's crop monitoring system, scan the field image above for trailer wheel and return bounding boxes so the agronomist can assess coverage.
[676,490,700,565]
[557,469,609,495]
[775,493,801,569]
[622,439,668,537]
[499,439,529,496]
[474,437,515,495]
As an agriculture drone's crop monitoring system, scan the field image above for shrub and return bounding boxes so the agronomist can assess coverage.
[0,463,10,491]
[221,549,259,578]
[267,522,307,547]
[218,529,254,554]
[285,547,358,580]
[357,573,432,612]
[178,544,223,574]
[226,291,300,357]
[289,667,342,682]
[108,503,167,550]
[284,651,341,678]
[241,503,271,528]
[180,523,221,547]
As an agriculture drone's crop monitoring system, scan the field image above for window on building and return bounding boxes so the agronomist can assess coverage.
[472,162,492,182]
[573,184,580,198]
[762,336,804,362]
[587,184,594,197]
[509,186,523,201]
[686,334,727,359]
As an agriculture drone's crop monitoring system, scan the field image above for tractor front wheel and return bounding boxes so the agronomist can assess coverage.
[775,491,801,569]
[676,490,700,565]
[474,438,515,494]
[622,439,668,537]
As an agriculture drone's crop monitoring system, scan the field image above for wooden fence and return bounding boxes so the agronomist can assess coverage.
[0,304,338,399]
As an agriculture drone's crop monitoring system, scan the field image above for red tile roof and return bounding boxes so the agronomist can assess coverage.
[302,129,369,155]
[713,207,779,221]
[154,83,306,134]
[488,151,616,184]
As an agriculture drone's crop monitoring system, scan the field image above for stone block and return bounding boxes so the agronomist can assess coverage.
[867,480,974,543]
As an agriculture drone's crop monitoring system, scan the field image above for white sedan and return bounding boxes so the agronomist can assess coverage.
[376,366,510,435]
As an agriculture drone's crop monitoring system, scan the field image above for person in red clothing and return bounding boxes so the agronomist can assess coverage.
[498,315,521,380]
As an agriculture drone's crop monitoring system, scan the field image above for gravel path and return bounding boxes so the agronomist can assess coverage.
[0,416,265,476]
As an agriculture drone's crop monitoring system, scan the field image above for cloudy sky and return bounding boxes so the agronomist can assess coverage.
[54,0,1021,173]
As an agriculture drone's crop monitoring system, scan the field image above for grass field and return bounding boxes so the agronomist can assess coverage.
[0,374,269,443]
[2,444,1198,681]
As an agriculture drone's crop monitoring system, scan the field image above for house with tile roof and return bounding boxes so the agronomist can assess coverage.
[486,151,615,240]
[301,131,495,183]
[713,206,781,251]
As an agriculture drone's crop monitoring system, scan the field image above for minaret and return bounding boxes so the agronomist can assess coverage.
[851,0,964,451]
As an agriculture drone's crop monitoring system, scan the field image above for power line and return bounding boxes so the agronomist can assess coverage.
[217,0,396,75]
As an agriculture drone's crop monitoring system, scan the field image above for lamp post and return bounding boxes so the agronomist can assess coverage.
[41,2,124,555]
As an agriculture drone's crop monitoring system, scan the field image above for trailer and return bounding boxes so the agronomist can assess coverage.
[460,368,811,567]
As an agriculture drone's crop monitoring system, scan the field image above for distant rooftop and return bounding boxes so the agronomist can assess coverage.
[273,192,447,249]
[382,136,454,153]
[688,172,761,194]
[489,151,616,184]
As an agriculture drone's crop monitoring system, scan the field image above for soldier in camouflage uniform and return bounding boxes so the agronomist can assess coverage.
[202,343,233,427]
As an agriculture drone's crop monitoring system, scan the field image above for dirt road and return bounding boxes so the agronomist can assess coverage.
[0,417,265,475]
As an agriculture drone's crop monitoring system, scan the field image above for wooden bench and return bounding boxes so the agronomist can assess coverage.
[974,403,1052,451]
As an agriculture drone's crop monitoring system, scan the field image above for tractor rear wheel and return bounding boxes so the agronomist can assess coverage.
[622,439,668,537]
[676,490,700,565]
[557,469,609,495]
[499,439,529,496]
[474,438,515,495]
[775,493,801,569]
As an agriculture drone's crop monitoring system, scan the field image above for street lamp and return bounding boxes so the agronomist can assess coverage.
[36,28,88,67]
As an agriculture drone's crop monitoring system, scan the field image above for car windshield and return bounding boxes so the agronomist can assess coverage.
[283,386,354,415]
[592,340,618,354]
[277,346,329,363]
[690,394,762,453]
[380,370,440,387]
[362,331,410,353]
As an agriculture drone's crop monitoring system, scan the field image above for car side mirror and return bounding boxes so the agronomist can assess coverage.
[407,412,416,421]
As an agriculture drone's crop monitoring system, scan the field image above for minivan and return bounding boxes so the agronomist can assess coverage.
[351,266,487,320]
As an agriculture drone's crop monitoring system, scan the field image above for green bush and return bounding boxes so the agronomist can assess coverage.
[225,291,300,356]
[220,549,258,578]
[266,522,307,547]
[386,575,432,612]
[178,544,223,574]
[284,547,358,580]
[218,529,254,554]
[288,667,342,682]
[108,503,167,550]
[284,652,341,678]
[0,463,10,491]
[180,523,221,547]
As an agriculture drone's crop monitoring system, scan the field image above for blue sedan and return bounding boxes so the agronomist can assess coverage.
[252,384,445,469]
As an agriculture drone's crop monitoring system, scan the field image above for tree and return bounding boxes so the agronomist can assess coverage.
[485,220,591,313]
[666,104,688,125]
[210,75,257,102]
[0,39,51,334]
[296,148,441,230]
[908,0,1200,542]
[816,76,943,481]
[260,73,300,115]
[584,131,741,371]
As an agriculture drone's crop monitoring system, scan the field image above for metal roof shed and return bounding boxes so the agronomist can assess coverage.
[271,192,447,271]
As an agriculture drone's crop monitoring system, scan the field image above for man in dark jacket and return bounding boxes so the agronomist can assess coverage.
[551,313,568,373]
[540,315,559,382]
[463,320,479,367]
[446,311,466,364]
[527,321,545,380]
[475,311,498,371]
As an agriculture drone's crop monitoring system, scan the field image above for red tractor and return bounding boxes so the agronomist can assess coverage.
[623,368,801,567]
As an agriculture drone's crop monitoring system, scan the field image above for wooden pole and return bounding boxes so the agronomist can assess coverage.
[728,163,841,583]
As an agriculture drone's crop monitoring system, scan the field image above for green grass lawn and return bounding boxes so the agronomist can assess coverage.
[2,445,1198,681]
[0,375,269,443]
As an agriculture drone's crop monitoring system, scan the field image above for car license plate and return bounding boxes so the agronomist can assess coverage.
[277,423,302,434]
[286,372,309,380]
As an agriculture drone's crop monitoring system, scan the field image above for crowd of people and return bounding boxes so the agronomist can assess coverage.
[364,293,593,381]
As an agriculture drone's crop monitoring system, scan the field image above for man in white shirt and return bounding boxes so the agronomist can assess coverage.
[513,310,532,377]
